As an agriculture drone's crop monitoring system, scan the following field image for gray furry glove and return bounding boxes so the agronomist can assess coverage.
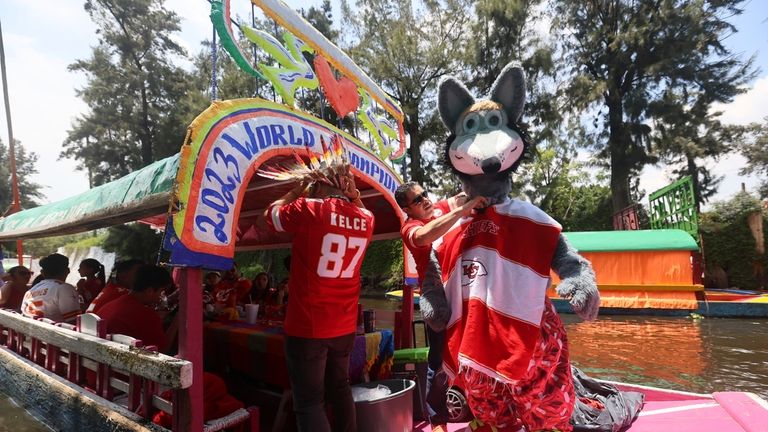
[419,249,451,331]
[551,234,600,321]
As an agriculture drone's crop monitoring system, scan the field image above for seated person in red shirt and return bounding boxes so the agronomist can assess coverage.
[97,265,170,352]
[87,259,143,314]
[251,272,271,303]
[0,266,33,311]
[211,264,252,317]
[76,258,106,311]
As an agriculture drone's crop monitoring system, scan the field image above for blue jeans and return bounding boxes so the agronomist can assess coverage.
[285,333,357,432]
[426,326,449,425]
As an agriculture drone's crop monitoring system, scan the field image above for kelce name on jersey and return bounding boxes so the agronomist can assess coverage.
[330,212,368,231]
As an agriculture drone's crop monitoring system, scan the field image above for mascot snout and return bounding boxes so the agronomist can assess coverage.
[481,156,501,174]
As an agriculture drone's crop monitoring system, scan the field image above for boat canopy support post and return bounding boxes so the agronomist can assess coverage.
[174,267,204,432]
[399,285,414,349]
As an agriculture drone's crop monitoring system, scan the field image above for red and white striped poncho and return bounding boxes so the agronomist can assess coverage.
[433,198,561,384]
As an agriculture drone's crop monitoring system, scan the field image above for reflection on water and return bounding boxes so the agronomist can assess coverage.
[363,297,768,400]
[564,315,707,391]
[0,392,52,431]
[563,315,768,400]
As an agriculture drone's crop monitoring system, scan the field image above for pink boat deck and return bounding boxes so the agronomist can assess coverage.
[413,382,768,432]
[414,421,467,431]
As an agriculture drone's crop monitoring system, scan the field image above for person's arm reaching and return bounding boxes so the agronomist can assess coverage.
[410,196,487,247]
[445,192,467,210]
[258,180,310,229]
[265,180,309,217]
[341,171,365,208]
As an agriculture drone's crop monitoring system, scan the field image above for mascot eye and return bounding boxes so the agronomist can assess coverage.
[462,113,481,133]
[485,110,503,127]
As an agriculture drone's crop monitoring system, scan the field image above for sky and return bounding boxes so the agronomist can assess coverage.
[0,0,766,211]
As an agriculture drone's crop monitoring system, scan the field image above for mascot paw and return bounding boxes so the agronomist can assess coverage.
[558,279,600,321]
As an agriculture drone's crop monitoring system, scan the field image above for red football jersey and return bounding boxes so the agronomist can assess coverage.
[267,197,374,338]
[400,200,451,287]
[98,293,165,350]
[87,281,129,315]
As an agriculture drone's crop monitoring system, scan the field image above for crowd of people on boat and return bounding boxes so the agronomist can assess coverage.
[201,260,290,322]
[0,254,290,351]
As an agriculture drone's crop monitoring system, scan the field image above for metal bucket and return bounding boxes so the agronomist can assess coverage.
[352,379,415,432]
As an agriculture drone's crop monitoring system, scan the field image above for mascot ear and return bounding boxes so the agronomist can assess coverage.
[489,62,526,123]
[438,77,475,131]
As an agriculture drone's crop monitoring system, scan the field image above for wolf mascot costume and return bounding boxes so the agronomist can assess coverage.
[419,63,600,432]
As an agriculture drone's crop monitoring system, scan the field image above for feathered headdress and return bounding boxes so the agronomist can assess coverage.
[256,134,351,189]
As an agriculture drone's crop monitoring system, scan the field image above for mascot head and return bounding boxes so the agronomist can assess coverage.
[438,63,529,203]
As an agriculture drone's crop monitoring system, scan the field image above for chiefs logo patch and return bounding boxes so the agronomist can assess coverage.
[461,260,488,286]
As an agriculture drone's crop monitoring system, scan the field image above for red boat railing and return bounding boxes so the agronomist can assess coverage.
[0,308,258,431]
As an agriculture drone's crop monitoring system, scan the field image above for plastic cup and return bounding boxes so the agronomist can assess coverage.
[245,304,260,324]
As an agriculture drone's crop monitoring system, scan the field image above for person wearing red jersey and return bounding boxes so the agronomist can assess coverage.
[211,264,252,310]
[264,158,373,432]
[0,266,33,311]
[98,265,170,352]
[86,259,143,315]
[396,182,486,432]
[76,258,106,311]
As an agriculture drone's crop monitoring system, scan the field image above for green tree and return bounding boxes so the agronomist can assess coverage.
[516,144,614,231]
[650,71,751,208]
[190,37,270,104]
[552,0,755,213]
[0,139,43,212]
[62,0,195,186]
[739,118,768,199]
[341,0,472,186]
[700,190,767,289]
[466,0,560,147]
[103,223,163,264]
[301,0,339,43]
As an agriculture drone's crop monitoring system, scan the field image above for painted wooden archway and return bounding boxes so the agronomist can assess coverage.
[165,98,404,270]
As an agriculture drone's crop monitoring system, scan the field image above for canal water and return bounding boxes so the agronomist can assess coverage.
[2,298,765,429]
[0,391,52,431]
[361,297,768,400]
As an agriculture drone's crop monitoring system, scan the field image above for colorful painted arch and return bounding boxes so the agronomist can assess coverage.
[166,98,405,269]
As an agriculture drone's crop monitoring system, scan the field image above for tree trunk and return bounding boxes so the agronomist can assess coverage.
[687,154,702,213]
[607,92,630,213]
[139,82,152,167]
[405,113,423,185]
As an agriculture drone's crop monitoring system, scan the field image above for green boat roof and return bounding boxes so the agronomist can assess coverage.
[0,155,178,241]
[564,229,699,252]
